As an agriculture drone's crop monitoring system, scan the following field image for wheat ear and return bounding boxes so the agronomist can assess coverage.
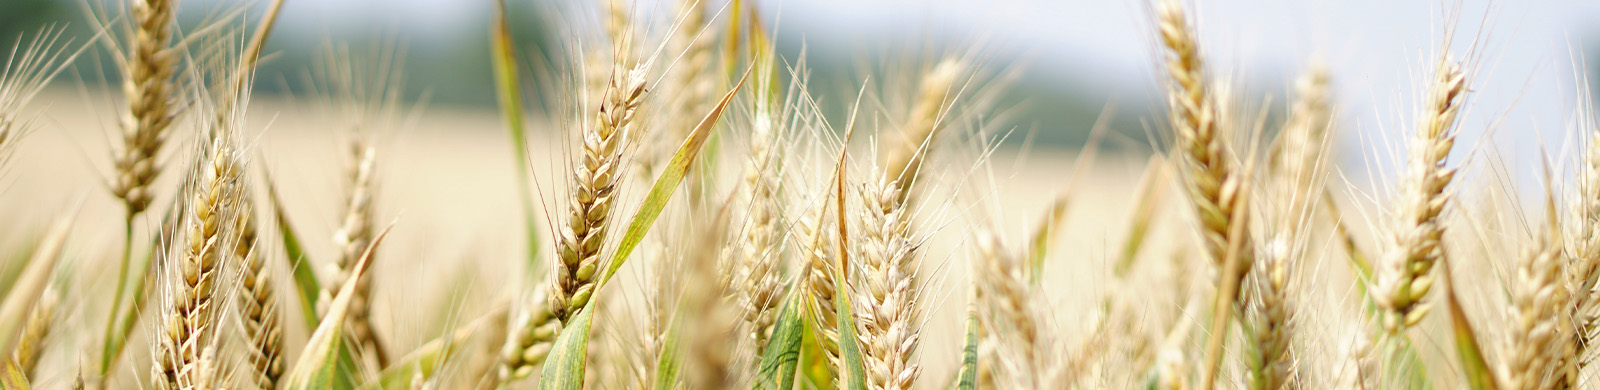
[493,63,649,385]
[236,196,281,389]
[854,177,922,390]
[1372,59,1466,332]
[1498,201,1570,390]
[800,201,842,373]
[111,0,181,216]
[974,231,1057,388]
[320,133,389,367]
[549,64,648,321]
[11,287,57,378]
[155,129,244,390]
[884,59,961,201]
[685,221,738,389]
[1569,85,1600,385]
[735,88,786,350]
[1246,64,1331,390]
[1156,0,1251,269]
[494,290,558,384]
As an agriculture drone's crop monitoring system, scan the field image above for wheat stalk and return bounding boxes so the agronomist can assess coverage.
[1373,59,1467,332]
[853,177,922,390]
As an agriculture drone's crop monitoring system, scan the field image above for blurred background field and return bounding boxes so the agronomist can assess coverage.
[7,0,1600,386]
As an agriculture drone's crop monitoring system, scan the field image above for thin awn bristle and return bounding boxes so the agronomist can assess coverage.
[1372,59,1467,332]
[884,59,961,202]
[854,177,922,390]
[1,28,77,169]
[111,0,182,216]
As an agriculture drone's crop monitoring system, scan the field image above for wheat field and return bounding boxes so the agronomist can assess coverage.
[0,0,1596,389]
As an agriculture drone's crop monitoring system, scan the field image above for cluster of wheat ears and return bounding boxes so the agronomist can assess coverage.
[0,0,1597,389]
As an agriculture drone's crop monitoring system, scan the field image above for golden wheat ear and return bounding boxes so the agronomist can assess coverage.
[154,120,249,390]
[110,0,182,217]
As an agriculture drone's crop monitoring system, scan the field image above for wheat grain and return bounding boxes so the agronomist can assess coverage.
[1373,59,1467,332]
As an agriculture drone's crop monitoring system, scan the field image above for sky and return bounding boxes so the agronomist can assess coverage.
[227,0,1600,191]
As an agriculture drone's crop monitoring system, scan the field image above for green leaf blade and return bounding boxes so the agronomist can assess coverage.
[956,305,979,390]
[753,291,804,390]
